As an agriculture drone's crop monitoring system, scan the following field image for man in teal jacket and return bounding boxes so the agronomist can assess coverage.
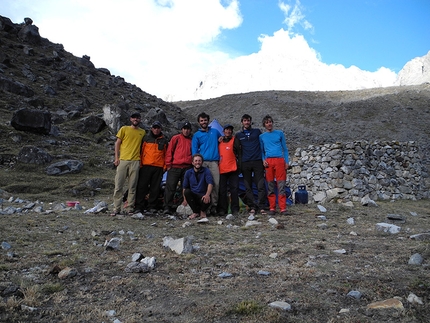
[191,112,221,214]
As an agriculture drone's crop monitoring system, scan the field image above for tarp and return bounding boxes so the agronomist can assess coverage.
[209,119,223,136]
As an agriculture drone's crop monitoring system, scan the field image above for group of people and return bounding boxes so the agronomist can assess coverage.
[111,111,290,219]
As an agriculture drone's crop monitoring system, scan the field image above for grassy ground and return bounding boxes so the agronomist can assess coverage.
[1,196,429,322]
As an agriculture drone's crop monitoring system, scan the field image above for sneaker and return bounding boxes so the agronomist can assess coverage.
[268,209,276,216]
[280,209,288,215]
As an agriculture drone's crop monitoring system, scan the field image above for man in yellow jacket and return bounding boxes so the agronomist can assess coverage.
[112,112,146,216]
[134,121,168,214]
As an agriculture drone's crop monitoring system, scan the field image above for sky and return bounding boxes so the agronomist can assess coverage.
[2,0,430,101]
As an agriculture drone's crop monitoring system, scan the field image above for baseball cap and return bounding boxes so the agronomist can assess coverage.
[182,121,191,129]
[223,124,234,130]
[130,112,141,119]
[151,121,162,128]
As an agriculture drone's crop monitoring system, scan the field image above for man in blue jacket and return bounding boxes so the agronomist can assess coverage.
[191,112,221,214]
[183,154,214,219]
[235,114,267,215]
[259,115,289,216]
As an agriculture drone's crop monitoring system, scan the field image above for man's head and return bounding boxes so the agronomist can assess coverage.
[262,115,274,131]
[192,153,204,169]
[151,121,162,135]
[223,124,234,138]
[181,121,192,137]
[197,112,210,130]
[130,112,141,127]
[241,114,252,129]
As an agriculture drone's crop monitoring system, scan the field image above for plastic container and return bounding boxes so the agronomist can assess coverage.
[294,185,308,204]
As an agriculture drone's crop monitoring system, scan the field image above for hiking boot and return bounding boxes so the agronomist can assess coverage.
[280,209,289,215]
[268,209,276,216]
[163,207,171,215]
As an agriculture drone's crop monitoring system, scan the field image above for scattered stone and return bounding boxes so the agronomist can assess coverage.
[361,195,378,207]
[163,236,194,254]
[408,253,423,265]
[141,256,156,269]
[58,267,78,279]
[347,290,362,299]
[409,233,430,241]
[342,201,354,207]
[197,217,209,223]
[317,215,327,221]
[226,214,234,220]
[1,241,11,250]
[46,159,84,176]
[367,298,404,310]
[131,253,143,262]
[84,201,108,214]
[317,223,328,229]
[125,262,149,273]
[376,223,401,234]
[269,301,292,311]
[268,218,278,225]
[347,217,355,225]
[105,237,121,250]
[317,205,327,212]
[257,270,271,276]
[410,211,418,216]
[350,231,358,236]
[245,220,261,227]
[407,293,423,305]
[269,253,278,259]
[218,272,233,278]
[386,214,406,223]
[339,308,350,313]
[334,249,347,254]
[21,305,38,312]
[131,212,144,219]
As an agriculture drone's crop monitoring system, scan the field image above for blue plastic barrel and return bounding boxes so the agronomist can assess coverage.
[295,185,308,204]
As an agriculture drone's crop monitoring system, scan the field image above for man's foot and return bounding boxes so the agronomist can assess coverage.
[188,213,199,219]
[249,208,256,215]
[268,209,276,216]
[200,211,207,218]
[280,209,288,215]
[110,212,119,217]
[163,207,171,215]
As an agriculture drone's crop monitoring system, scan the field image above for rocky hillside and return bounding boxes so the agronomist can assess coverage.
[175,84,430,167]
[1,15,429,199]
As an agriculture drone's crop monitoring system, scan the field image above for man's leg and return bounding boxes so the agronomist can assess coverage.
[241,161,257,210]
[113,160,128,213]
[229,171,240,214]
[147,166,164,210]
[164,168,181,210]
[126,160,141,212]
[265,158,277,211]
[184,189,201,214]
[204,161,220,209]
[273,158,287,211]
[218,173,228,214]
[252,160,268,211]
[135,165,151,212]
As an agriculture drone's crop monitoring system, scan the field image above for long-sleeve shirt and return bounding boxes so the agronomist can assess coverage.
[191,127,221,161]
[235,127,262,163]
[183,167,214,195]
[259,130,289,163]
[165,133,192,168]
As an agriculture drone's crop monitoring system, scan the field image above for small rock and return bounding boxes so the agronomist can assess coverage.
[269,301,291,311]
[334,249,347,254]
[218,272,233,278]
[408,253,423,265]
[347,290,362,299]
[257,270,271,276]
[317,205,327,212]
[58,267,78,279]
[407,293,423,305]
[376,223,401,234]
[347,217,355,225]
[367,298,404,310]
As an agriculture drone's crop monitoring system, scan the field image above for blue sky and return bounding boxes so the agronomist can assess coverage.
[2,0,429,100]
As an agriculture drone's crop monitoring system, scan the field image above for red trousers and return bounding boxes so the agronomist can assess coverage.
[265,157,287,211]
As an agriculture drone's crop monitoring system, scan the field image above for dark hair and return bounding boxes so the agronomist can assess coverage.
[197,112,210,122]
[241,114,252,122]
[262,115,273,126]
[192,153,204,162]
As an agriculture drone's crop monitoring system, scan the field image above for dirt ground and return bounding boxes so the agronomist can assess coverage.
[1,196,429,323]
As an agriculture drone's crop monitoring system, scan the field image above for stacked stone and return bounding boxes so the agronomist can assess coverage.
[289,141,429,203]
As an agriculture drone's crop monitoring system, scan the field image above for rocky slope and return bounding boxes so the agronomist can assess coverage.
[1,14,429,199]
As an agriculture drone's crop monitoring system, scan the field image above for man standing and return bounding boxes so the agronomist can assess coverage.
[218,124,240,216]
[163,121,193,214]
[134,121,168,214]
[111,112,146,216]
[235,114,267,215]
[191,112,221,214]
[183,154,214,219]
[259,115,289,216]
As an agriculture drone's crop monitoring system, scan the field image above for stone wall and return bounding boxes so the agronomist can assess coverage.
[288,140,429,203]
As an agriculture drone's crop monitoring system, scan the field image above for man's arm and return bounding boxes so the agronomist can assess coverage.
[114,138,122,166]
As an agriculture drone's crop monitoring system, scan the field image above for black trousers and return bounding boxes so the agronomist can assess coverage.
[184,188,210,214]
[135,165,164,211]
[218,170,240,213]
[164,167,190,209]
[241,160,267,210]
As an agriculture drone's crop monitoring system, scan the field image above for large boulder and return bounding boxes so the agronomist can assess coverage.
[17,146,52,164]
[18,23,41,44]
[0,77,34,97]
[75,115,106,134]
[11,109,51,135]
[46,160,84,176]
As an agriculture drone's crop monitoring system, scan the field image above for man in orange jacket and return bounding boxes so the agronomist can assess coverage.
[134,121,169,214]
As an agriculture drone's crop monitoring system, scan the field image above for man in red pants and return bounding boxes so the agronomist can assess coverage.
[259,115,289,215]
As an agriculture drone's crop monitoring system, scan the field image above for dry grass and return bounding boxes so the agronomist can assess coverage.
[1,197,429,322]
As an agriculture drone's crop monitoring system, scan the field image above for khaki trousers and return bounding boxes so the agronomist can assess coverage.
[113,160,140,212]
